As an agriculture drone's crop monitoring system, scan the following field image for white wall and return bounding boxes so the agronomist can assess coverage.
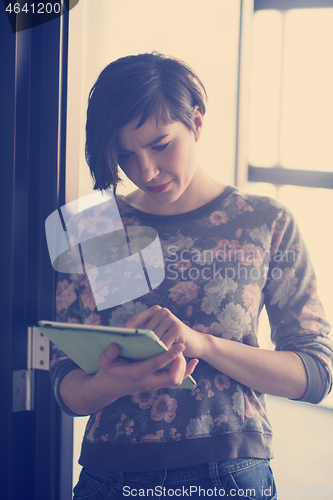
[66,0,242,201]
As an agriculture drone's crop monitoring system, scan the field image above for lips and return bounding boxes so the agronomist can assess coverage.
[146,181,171,193]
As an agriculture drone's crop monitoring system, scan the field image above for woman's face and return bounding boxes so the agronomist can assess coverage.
[117,108,204,212]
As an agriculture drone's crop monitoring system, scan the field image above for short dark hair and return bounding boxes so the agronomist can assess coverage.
[85,52,207,193]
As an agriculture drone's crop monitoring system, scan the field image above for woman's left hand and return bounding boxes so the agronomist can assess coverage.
[124,305,205,359]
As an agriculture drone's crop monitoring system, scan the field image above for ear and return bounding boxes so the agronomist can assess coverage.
[192,106,204,142]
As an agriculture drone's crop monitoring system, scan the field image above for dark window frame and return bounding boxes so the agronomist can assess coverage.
[0,7,72,500]
[254,0,333,11]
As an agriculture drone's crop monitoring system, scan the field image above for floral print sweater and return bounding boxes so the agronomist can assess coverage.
[50,186,333,472]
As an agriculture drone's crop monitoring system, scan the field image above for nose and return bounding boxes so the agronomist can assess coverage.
[137,153,159,183]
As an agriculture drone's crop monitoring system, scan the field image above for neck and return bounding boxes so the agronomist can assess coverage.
[125,170,227,216]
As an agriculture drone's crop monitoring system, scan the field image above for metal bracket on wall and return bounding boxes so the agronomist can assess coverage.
[12,327,50,413]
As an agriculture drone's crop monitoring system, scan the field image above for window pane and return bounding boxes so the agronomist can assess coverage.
[248,10,283,167]
[243,181,278,199]
[280,9,333,171]
[248,8,333,173]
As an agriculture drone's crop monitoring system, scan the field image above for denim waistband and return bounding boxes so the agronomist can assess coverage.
[90,457,265,486]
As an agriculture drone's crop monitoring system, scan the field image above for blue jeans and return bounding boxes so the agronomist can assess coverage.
[73,458,277,499]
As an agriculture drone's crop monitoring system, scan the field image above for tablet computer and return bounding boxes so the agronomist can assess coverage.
[38,320,196,389]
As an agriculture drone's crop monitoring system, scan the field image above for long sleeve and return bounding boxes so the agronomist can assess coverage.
[261,201,333,403]
[49,272,86,416]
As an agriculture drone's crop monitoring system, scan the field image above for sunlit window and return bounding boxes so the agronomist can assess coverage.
[248,8,333,171]
[247,7,333,409]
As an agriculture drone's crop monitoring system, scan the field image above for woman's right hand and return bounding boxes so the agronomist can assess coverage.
[59,342,198,415]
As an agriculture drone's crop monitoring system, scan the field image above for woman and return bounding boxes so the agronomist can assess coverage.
[51,53,332,499]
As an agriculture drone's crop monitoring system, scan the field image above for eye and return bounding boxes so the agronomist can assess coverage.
[118,151,133,161]
[152,142,169,152]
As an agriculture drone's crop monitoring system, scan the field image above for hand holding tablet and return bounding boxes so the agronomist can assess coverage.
[39,320,196,389]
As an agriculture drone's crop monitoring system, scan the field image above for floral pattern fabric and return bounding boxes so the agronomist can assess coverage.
[50,186,332,470]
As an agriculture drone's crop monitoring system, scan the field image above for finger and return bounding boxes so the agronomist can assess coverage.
[151,343,185,371]
[141,352,187,390]
[156,329,179,349]
[164,352,199,388]
[148,356,198,390]
[184,358,199,378]
[124,305,162,328]
[142,316,164,336]
[133,343,185,380]
[167,352,187,383]
[98,343,120,369]
[166,356,199,387]
[146,307,173,328]
[138,365,182,391]
[131,351,196,391]
[144,310,178,341]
